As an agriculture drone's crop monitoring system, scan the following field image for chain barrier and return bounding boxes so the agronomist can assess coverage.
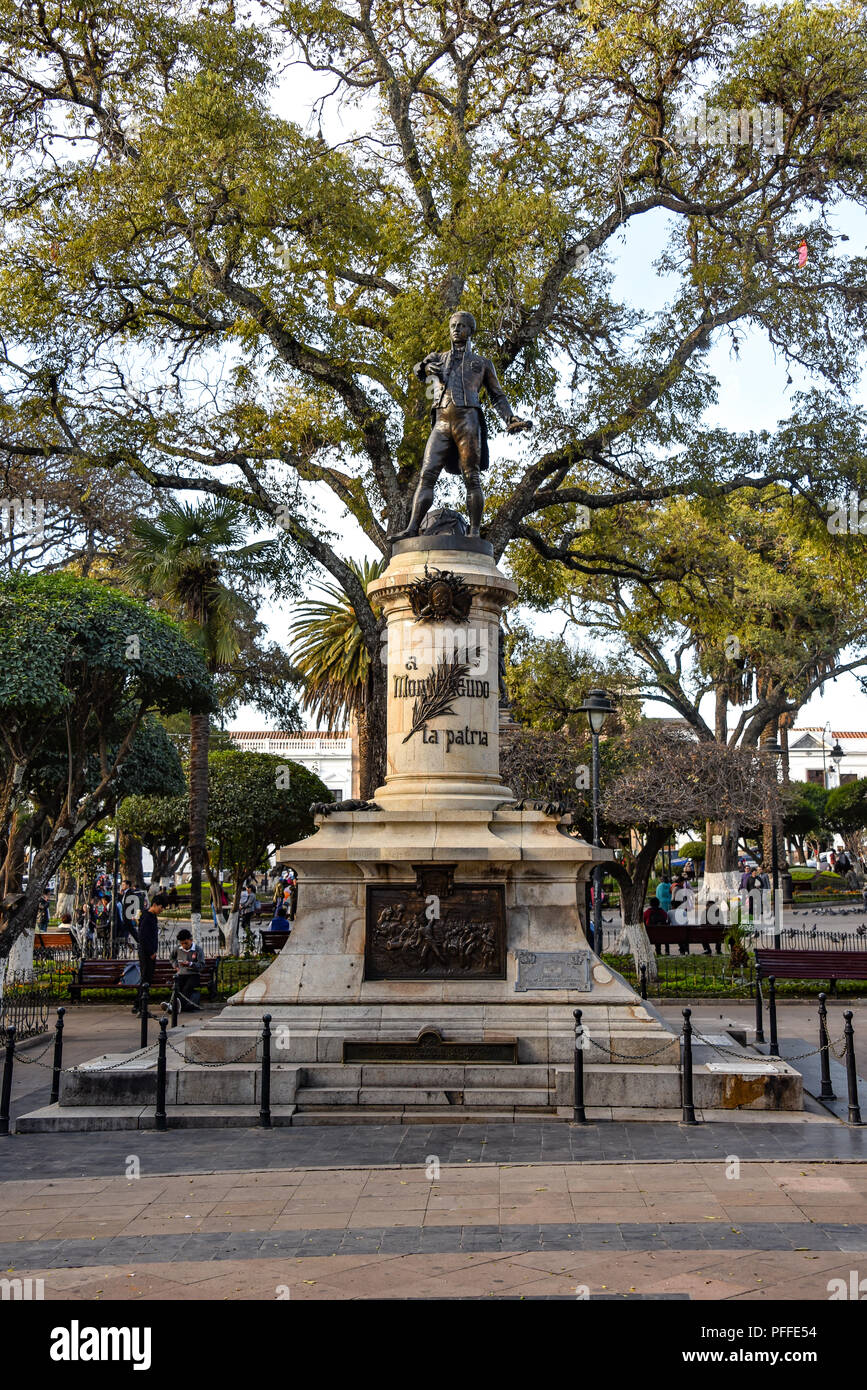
[691,1027,849,1066]
[68,1041,161,1073]
[164,1034,259,1068]
[11,1036,58,1067]
[584,1034,679,1063]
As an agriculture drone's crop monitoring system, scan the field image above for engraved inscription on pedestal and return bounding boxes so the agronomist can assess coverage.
[514,950,592,992]
[365,878,506,980]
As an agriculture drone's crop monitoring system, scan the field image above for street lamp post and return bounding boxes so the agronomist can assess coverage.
[762,739,784,948]
[831,740,844,786]
[577,688,616,954]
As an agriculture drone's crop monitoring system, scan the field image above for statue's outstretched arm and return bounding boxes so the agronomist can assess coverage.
[483,359,532,431]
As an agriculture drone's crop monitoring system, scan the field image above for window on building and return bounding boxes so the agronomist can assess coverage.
[805,768,825,784]
[840,773,858,785]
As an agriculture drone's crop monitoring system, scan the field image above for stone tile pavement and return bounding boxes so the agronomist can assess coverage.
[1,1160,866,1300]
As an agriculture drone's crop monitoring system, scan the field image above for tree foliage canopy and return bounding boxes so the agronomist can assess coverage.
[0,571,213,952]
[1,0,866,662]
[206,748,330,885]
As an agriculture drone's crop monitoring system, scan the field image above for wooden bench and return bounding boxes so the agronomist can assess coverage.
[259,930,291,954]
[646,924,727,952]
[34,932,77,951]
[755,949,867,994]
[68,958,220,1003]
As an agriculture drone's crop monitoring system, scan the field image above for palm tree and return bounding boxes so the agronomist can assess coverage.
[288,557,387,798]
[124,498,274,928]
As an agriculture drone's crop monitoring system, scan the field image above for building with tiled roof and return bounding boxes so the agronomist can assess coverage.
[229,729,356,801]
[788,727,867,788]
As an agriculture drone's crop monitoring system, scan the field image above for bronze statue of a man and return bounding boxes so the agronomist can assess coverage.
[391,311,531,540]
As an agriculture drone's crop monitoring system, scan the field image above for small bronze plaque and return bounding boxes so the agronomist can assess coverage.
[365,878,506,980]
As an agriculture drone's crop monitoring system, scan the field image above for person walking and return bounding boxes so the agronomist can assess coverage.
[239,883,256,945]
[670,876,691,953]
[118,879,145,948]
[133,893,166,1016]
[35,890,51,935]
[656,876,672,914]
[285,870,298,922]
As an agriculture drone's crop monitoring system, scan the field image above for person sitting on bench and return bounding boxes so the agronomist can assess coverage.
[171,928,204,1013]
[643,896,671,953]
[268,902,292,934]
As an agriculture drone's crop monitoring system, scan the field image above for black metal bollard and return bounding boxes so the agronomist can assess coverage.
[818,992,835,1101]
[768,977,779,1057]
[639,963,647,1001]
[139,983,150,1049]
[155,1018,168,1132]
[171,982,179,1029]
[0,1026,15,1136]
[572,1008,587,1123]
[681,1008,698,1125]
[259,1013,272,1128]
[754,966,765,1044]
[843,1011,862,1126]
[49,1007,66,1105]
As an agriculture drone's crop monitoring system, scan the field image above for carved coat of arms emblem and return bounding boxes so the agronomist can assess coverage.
[408,567,472,623]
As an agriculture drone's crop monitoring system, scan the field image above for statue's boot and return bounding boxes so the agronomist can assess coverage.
[389,480,436,541]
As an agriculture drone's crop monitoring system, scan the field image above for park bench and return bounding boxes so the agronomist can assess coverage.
[755,949,867,995]
[68,957,220,1003]
[34,931,77,951]
[259,930,291,953]
[646,924,726,952]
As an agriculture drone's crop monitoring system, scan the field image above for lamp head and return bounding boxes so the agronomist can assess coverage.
[578,687,616,735]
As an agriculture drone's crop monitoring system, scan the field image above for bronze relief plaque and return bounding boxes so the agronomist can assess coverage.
[365,880,507,980]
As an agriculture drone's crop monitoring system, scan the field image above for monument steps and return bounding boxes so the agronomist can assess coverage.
[291,1107,559,1125]
[294,1085,553,1108]
[15,1104,299,1132]
[301,1062,553,1088]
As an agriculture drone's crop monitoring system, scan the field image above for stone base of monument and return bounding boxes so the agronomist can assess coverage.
[17,805,803,1130]
[17,1048,802,1131]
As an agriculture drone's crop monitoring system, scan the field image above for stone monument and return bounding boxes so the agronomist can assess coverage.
[21,317,804,1127]
[175,509,692,1115]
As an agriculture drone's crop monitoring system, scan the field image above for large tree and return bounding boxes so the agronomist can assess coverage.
[1,0,866,783]
[206,749,329,952]
[502,720,783,979]
[123,496,285,931]
[115,793,190,891]
[825,778,867,862]
[0,572,213,967]
[287,556,386,796]
[510,487,867,889]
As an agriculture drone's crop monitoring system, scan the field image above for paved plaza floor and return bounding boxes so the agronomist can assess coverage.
[3,1003,866,1302]
[1,1158,866,1301]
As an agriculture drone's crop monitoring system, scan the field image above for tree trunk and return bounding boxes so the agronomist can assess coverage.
[219,877,242,956]
[119,830,143,885]
[358,661,387,800]
[703,819,740,909]
[609,830,667,984]
[188,710,210,931]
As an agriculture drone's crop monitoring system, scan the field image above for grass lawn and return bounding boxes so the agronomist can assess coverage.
[604,951,867,998]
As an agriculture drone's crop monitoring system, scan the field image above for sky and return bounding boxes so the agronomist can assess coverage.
[229,48,867,737]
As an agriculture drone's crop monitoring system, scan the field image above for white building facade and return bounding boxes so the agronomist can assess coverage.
[787,727,867,789]
[229,730,356,803]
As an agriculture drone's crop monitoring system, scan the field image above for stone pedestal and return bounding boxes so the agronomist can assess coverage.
[206,534,683,1096]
